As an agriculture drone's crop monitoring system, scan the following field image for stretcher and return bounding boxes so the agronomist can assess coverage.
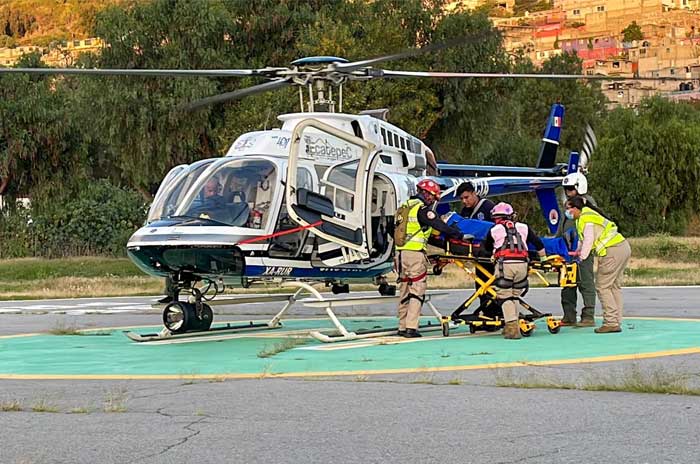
[429,238,578,338]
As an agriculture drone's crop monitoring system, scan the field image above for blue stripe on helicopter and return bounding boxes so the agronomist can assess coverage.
[545,103,564,143]
[426,176,564,204]
[567,151,580,174]
[245,264,393,279]
[536,188,561,235]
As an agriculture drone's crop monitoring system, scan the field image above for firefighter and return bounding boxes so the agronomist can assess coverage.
[481,202,546,339]
[565,196,631,333]
[558,172,597,326]
[394,179,467,337]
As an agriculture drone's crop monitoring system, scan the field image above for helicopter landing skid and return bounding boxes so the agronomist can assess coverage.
[125,282,325,343]
[301,291,449,343]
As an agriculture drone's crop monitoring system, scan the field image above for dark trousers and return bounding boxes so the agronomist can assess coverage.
[561,254,596,321]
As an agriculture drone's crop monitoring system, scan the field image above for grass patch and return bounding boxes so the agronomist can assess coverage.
[447,377,463,385]
[0,399,23,411]
[0,257,145,281]
[628,235,700,263]
[257,338,307,358]
[30,399,59,413]
[69,407,91,414]
[410,373,436,385]
[48,321,84,336]
[0,275,163,300]
[495,365,700,396]
[103,387,128,413]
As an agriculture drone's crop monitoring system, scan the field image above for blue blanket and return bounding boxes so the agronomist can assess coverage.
[443,212,576,261]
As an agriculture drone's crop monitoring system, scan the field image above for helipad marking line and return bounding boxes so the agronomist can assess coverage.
[297,331,496,351]
[137,328,323,345]
[0,332,41,339]
[3,346,700,380]
[0,317,400,340]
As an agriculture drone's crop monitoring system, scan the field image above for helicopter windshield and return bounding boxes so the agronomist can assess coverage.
[148,159,217,223]
[176,159,278,228]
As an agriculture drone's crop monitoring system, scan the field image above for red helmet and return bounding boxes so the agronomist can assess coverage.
[417,179,441,197]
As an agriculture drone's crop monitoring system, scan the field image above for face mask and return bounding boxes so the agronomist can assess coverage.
[564,210,574,220]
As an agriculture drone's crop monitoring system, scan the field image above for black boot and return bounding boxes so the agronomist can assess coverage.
[397,329,407,337]
[404,328,422,338]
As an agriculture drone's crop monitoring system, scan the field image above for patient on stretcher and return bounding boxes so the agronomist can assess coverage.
[440,212,577,261]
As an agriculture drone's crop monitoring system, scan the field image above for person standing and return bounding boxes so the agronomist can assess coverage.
[558,172,597,326]
[457,181,495,222]
[565,196,631,333]
[456,181,496,314]
[481,202,546,339]
[395,179,467,337]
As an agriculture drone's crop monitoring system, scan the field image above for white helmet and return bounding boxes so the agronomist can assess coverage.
[562,172,588,195]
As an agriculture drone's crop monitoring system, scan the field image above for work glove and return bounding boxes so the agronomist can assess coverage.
[539,255,548,263]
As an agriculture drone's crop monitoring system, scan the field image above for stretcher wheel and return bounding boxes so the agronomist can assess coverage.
[433,265,443,276]
[469,324,476,334]
[547,325,561,334]
[442,322,450,337]
[520,326,534,337]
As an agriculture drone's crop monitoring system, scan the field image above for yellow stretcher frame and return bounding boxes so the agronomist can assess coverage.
[429,240,579,337]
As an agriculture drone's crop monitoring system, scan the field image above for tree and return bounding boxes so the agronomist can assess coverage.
[590,97,700,235]
[423,10,512,162]
[0,53,88,200]
[622,21,643,42]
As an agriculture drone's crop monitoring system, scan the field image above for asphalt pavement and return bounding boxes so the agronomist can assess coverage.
[2,286,700,463]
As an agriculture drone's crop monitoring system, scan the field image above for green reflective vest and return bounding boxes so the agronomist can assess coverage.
[575,207,625,257]
[396,199,432,252]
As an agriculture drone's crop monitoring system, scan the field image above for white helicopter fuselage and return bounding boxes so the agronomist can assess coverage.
[127,112,425,287]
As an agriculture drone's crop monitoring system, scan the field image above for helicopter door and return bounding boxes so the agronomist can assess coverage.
[286,118,379,265]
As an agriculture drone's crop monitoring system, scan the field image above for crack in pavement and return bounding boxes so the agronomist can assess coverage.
[495,449,565,464]
[128,408,208,463]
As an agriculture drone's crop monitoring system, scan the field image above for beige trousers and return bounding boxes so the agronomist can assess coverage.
[596,240,632,327]
[396,250,428,330]
[495,262,529,323]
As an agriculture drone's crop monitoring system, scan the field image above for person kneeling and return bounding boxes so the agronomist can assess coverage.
[481,203,546,339]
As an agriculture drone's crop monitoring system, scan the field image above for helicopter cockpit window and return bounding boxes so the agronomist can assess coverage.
[178,159,278,228]
[148,159,216,223]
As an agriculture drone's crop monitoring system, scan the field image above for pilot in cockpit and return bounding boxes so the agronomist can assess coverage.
[225,174,251,204]
[202,177,224,206]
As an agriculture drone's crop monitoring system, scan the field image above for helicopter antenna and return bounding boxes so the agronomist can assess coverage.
[263,107,272,130]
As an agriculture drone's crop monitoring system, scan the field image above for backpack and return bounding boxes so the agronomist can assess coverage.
[393,202,413,247]
[493,220,529,260]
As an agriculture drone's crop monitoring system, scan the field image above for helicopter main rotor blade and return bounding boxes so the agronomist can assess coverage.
[0,68,259,77]
[184,78,291,111]
[376,69,695,81]
[336,32,495,72]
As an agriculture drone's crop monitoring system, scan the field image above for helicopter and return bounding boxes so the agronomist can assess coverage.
[2,36,673,339]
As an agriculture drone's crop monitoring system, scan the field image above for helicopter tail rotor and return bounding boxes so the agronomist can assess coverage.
[579,123,597,173]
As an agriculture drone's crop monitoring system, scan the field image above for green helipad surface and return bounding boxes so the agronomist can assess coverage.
[2,317,700,379]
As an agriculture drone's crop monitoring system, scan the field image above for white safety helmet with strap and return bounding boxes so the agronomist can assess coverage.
[562,172,588,195]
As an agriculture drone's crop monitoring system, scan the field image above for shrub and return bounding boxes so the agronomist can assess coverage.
[0,180,147,258]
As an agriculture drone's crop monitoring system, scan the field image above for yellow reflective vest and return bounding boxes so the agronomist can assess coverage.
[396,199,432,252]
[575,207,625,257]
